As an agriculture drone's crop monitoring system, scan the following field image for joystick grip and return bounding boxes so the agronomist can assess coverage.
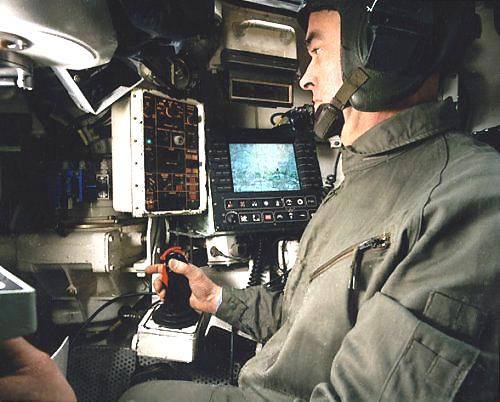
[152,247,198,328]
[161,250,190,313]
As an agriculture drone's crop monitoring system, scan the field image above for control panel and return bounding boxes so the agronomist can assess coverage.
[143,93,201,212]
[208,129,322,233]
[112,88,207,217]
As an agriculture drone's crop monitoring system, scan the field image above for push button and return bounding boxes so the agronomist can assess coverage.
[251,213,262,223]
[306,196,317,207]
[275,212,287,221]
[297,210,308,220]
[239,213,250,223]
[263,212,274,222]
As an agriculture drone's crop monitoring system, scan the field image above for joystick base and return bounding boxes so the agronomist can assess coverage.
[152,304,199,329]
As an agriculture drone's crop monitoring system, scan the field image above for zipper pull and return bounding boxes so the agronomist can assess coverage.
[348,233,391,291]
[348,246,361,291]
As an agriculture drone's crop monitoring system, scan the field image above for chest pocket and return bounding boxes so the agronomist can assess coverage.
[309,233,392,324]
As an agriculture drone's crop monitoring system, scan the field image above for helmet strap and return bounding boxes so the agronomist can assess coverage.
[313,67,369,140]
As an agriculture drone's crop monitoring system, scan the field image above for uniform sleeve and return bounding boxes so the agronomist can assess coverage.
[307,293,497,402]
[215,286,283,343]
[307,147,500,401]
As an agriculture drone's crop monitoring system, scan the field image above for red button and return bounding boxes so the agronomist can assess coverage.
[263,213,274,222]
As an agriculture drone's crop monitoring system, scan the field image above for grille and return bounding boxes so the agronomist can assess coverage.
[67,330,256,402]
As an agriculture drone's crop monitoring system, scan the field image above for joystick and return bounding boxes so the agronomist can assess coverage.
[152,247,199,328]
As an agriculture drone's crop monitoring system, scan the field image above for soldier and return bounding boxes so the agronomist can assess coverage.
[121,1,499,401]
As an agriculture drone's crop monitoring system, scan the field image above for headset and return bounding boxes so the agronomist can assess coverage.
[298,0,480,140]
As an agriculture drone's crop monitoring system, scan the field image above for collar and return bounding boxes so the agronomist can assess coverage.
[341,99,459,171]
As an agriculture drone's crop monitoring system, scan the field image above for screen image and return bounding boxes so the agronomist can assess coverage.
[229,143,301,192]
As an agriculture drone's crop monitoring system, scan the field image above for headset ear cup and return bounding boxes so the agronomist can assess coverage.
[361,1,433,73]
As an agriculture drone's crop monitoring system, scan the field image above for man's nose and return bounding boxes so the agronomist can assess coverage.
[299,63,314,91]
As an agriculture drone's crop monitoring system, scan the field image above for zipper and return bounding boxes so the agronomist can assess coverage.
[309,233,391,284]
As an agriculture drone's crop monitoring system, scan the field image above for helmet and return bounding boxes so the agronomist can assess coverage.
[297,0,479,137]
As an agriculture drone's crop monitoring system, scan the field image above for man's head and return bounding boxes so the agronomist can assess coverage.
[300,10,342,113]
[297,0,478,139]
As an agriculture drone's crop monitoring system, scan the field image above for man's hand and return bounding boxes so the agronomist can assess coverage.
[0,337,77,402]
[145,259,222,314]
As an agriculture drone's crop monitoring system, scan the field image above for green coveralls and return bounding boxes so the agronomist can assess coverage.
[120,99,500,401]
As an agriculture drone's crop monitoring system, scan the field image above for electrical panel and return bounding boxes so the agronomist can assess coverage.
[112,89,207,217]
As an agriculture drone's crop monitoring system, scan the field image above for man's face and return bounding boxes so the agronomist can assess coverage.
[299,10,343,112]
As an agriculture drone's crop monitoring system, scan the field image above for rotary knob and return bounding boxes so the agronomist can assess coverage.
[225,211,238,224]
[173,135,185,146]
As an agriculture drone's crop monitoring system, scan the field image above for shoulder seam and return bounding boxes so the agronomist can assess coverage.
[415,134,450,243]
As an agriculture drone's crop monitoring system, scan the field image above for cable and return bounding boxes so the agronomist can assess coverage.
[229,326,237,385]
[322,148,342,198]
[281,240,288,274]
[270,112,285,126]
[71,291,154,347]
[270,104,314,132]
[210,246,250,263]
[119,298,162,322]
[247,239,266,287]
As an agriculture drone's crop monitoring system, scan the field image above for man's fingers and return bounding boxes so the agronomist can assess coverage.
[147,260,196,279]
[145,264,163,274]
[159,289,166,301]
[168,259,187,273]
[169,259,197,278]
[147,260,200,301]
[153,278,168,300]
[153,277,163,294]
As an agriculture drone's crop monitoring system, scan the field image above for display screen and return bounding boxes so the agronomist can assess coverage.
[229,143,301,192]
